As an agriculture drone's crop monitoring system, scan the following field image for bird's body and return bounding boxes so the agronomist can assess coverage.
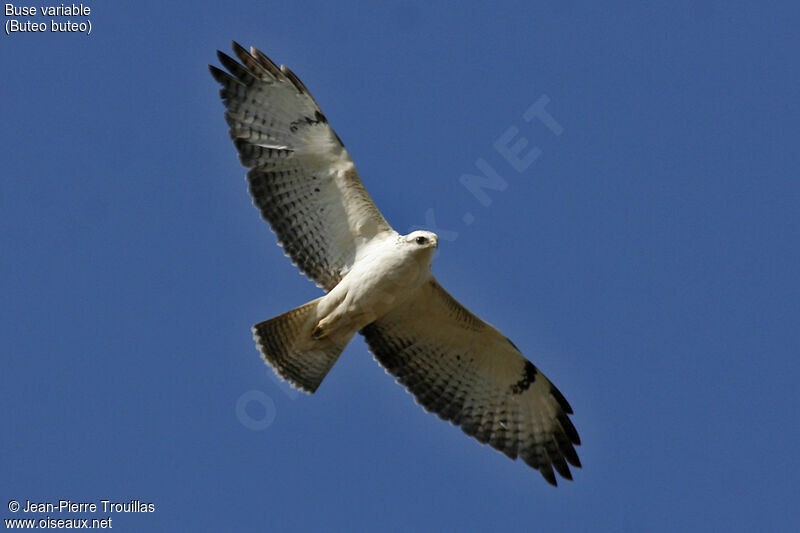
[210,42,581,486]
[313,231,438,342]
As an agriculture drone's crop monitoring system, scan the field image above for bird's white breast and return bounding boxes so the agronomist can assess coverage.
[316,235,433,336]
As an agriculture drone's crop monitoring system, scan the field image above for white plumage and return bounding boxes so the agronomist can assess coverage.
[210,42,581,485]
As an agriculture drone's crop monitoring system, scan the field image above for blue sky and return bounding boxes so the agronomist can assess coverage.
[2,1,799,531]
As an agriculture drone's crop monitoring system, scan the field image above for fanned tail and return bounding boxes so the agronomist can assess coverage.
[252,298,352,393]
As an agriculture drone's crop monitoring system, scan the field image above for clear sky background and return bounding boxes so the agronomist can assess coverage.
[2,1,799,531]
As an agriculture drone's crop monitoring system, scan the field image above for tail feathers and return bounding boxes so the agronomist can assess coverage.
[253,299,352,393]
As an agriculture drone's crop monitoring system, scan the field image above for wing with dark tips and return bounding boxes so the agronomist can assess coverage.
[360,279,581,486]
[210,42,395,291]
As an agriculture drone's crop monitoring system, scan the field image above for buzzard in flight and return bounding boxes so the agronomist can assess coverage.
[210,42,581,485]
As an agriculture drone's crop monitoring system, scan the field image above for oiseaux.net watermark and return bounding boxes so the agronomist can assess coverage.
[411,94,563,241]
[5,498,154,528]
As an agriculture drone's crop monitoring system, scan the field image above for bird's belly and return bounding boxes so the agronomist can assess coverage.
[350,256,429,316]
[318,253,430,335]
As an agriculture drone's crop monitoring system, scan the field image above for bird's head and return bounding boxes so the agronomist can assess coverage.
[401,230,439,267]
[403,230,439,251]
[394,231,438,283]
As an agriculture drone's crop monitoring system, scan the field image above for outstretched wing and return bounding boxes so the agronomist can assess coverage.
[360,279,581,486]
[210,42,395,291]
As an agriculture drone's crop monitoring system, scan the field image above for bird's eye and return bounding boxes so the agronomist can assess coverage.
[415,236,427,245]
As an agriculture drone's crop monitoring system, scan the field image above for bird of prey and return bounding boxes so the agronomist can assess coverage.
[209,42,581,486]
